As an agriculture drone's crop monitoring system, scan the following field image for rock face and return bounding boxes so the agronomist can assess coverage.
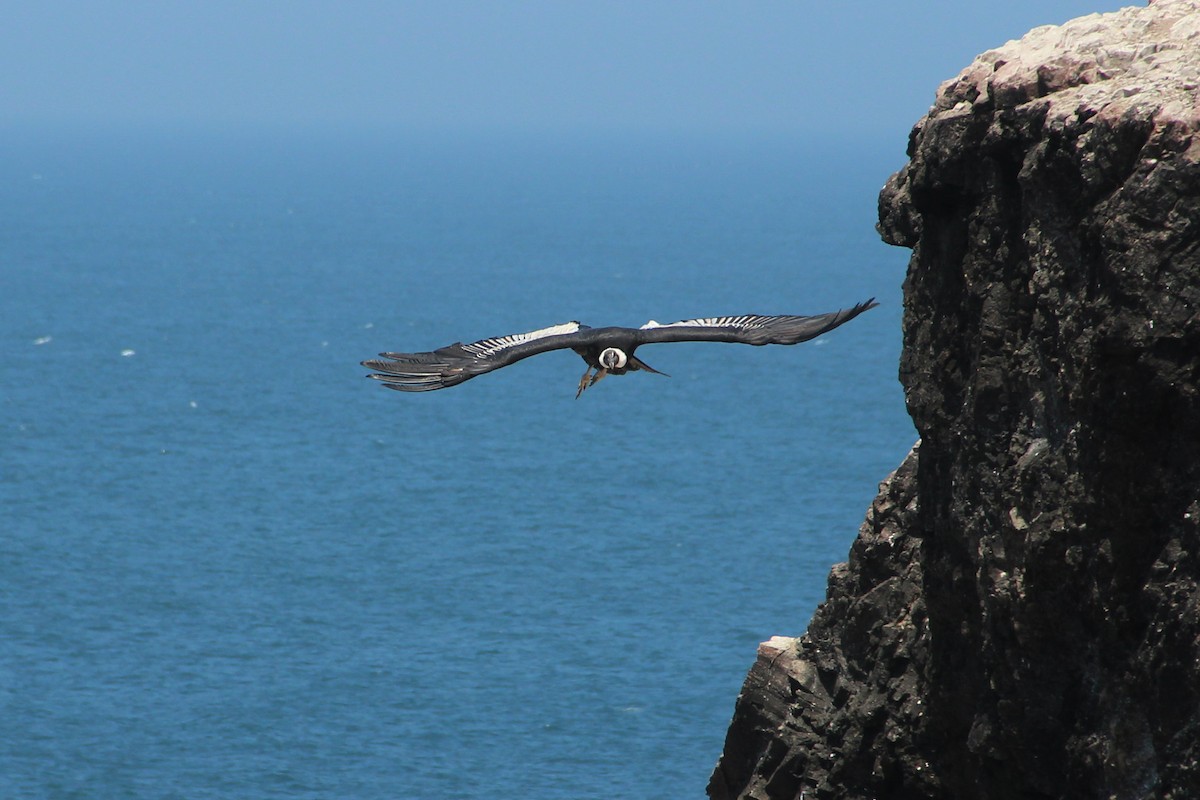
[709,2,1200,798]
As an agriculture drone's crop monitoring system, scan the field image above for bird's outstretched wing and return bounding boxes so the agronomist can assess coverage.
[363,321,590,391]
[633,299,877,346]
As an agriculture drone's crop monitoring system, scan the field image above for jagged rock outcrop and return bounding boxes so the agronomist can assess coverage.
[709,2,1200,798]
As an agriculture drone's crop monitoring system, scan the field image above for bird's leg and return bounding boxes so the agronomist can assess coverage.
[588,368,608,389]
[575,366,593,399]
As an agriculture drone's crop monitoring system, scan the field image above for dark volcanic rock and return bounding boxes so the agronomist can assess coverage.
[709,448,940,800]
[710,2,1200,798]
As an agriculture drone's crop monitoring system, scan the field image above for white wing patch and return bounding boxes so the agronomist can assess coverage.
[640,315,769,330]
[461,321,581,358]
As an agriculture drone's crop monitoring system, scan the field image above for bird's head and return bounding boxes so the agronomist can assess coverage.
[599,347,627,370]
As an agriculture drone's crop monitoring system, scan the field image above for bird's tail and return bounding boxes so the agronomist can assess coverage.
[629,355,669,377]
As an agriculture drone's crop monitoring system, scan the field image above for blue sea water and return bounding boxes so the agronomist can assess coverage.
[2,127,916,799]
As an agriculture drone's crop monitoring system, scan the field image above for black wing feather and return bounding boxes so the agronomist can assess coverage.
[632,299,877,346]
[363,321,590,392]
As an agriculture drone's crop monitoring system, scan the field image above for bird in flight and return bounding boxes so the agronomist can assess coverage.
[363,299,876,397]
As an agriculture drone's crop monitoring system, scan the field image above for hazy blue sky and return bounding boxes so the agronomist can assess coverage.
[6,1,1132,137]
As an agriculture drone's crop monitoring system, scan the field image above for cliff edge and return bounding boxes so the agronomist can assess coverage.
[709,2,1200,798]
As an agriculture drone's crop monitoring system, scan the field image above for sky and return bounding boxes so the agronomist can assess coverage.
[5,1,1134,138]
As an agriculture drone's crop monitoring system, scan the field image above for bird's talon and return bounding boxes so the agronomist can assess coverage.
[576,367,592,399]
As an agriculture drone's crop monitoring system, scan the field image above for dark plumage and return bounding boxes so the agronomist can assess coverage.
[363,299,877,397]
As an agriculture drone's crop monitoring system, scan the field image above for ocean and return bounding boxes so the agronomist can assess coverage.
[2,127,917,799]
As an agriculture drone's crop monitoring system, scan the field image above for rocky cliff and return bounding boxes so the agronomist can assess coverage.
[709,2,1200,798]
